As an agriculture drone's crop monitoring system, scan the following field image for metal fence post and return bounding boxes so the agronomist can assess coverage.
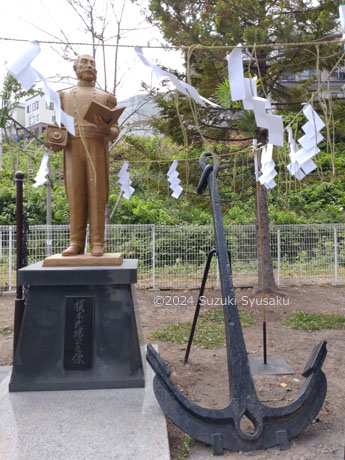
[8,226,13,291]
[46,154,52,257]
[46,227,52,257]
[216,257,220,289]
[334,227,338,285]
[152,224,156,289]
[277,228,281,286]
[14,171,25,356]
[85,225,89,254]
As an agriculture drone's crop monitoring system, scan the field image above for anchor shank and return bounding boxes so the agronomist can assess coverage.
[202,153,256,403]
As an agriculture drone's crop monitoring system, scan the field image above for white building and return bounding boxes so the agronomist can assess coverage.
[23,92,159,138]
[25,94,56,136]
[5,103,25,140]
[118,94,160,137]
[281,68,345,100]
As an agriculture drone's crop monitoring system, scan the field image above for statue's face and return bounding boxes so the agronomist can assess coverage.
[74,55,97,82]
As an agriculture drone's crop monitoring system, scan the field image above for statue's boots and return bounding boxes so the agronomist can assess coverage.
[61,245,84,256]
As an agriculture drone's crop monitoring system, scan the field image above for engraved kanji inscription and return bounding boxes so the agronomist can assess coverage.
[64,296,94,370]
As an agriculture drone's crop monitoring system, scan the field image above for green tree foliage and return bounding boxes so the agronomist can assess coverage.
[0,141,67,225]
[0,73,40,128]
[108,135,213,224]
[1,134,345,226]
[143,0,339,143]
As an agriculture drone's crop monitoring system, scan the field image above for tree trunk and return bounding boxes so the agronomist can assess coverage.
[253,128,278,294]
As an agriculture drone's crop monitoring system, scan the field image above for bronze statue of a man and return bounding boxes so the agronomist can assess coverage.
[55,54,119,256]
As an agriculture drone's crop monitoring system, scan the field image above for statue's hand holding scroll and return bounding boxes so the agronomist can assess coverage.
[95,115,111,136]
[95,115,120,142]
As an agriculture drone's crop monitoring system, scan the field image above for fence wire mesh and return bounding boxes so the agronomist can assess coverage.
[0,223,343,292]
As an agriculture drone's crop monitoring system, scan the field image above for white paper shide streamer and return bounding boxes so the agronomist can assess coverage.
[287,104,325,179]
[6,40,75,136]
[167,160,183,199]
[286,127,305,180]
[259,144,277,189]
[118,161,134,200]
[339,5,345,49]
[226,45,284,147]
[134,46,220,108]
[33,153,50,187]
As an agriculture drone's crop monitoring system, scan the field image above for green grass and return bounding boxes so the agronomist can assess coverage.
[283,311,345,331]
[177,434,191,459]
[0,326,13,336]
[150,308,255,348]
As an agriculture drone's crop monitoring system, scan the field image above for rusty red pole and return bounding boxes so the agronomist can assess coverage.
[13,171,25,357]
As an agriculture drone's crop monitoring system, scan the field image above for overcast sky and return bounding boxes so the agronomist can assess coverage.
[0,0,184,101]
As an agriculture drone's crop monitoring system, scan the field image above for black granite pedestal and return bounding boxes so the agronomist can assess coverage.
[9,259,145,392]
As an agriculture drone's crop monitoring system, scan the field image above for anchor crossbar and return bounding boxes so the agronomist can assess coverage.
[146,152,327,455]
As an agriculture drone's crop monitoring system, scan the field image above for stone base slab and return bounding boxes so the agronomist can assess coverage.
[249,356,294,376]
[43,253,124,267]
[0,349,170,460]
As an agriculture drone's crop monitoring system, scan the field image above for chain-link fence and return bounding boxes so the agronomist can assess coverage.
[0,223,343,292]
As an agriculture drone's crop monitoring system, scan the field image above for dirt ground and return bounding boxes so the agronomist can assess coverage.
[1,285,344,460]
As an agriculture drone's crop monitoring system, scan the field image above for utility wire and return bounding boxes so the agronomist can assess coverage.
[0,36,344,50]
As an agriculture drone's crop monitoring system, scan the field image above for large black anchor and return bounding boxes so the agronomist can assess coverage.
[146,152,327,455]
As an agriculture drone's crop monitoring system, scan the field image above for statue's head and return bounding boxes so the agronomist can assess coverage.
[73,54,97,82]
